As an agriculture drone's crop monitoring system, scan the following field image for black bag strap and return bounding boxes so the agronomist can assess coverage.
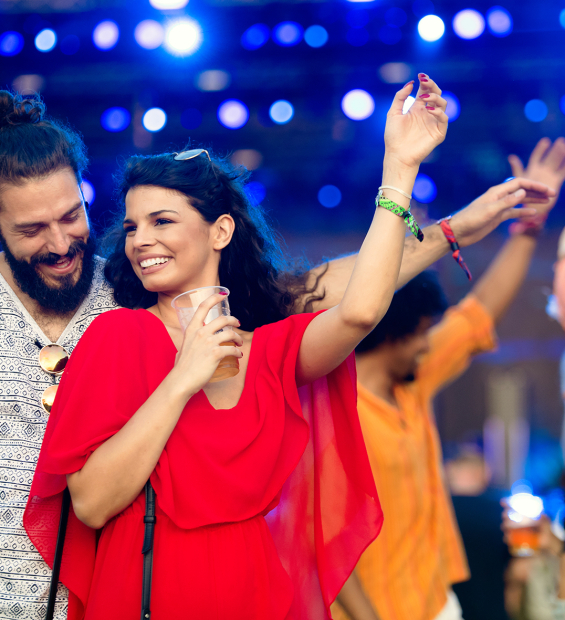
[140,481,156,620]
[46,487,71,620]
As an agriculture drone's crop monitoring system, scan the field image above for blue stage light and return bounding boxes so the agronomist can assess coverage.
[524,99,548,122]
[417,15,445,42]
[245,182,266,205]
[35,29,57,52]
[217,100,249,129]
[181,108,202,130]
[0,32,24,57]
[304,25,328,48]
[413,173,437,203]
[164,19,202,56]
[101,107,131,133]
[443,91,460,121]
[142,108,167,132]
[273,22,303,47]
[269,100,294,125]
[60,34,80,55]
[135,20,164,50]
[149,0,188,8]
[93,21,119,51]
[385,7,407,27]
[379,25,402,45]
[341,89,375,121]
[487,6,513,37]
[318,185,342,208]
[347,28,369,47]
[241,24,269,50]
[560,9,565,29]
[82,180,95,205]
[453,9,485,40]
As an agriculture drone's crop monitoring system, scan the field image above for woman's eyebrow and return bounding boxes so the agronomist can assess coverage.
[123,209,179,225]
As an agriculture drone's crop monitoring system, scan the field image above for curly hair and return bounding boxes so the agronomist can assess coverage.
[103,151,324,331]
[0,90,87,192]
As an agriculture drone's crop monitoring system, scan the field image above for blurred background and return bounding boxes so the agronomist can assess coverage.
[2,0,565,606]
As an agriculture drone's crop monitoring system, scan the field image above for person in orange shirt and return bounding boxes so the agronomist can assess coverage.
[333,138,565,620]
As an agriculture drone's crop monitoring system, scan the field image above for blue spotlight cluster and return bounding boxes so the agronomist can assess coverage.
[217,100,249,129]
[0,32,24,56]
[453,9,485,40]
[443,91,461,121]
[318,185,342,208]
[241,24,269,50]
[82,180,96,205]
[101,107,131,133]
[273,22,303,46]
[413,173,437,203]
[341,90,375,121]
[164,19,202,56]
[487,7,513,36]
[135,20,164,50]
[269,101,294,124]
[149,0,188,8]
[418,15,445,42]
[142,108,167,132]
[524,99,548,122]
[304,25,328,48]
[93,20,119,51]
[35,29,57,52]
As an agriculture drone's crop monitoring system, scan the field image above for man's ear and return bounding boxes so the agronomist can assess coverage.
[212,214,235,250]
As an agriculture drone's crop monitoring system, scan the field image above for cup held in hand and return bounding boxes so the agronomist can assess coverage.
[171,286,239,382]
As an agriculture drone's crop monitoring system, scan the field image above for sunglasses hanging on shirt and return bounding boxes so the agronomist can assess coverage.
[36,341,69,414]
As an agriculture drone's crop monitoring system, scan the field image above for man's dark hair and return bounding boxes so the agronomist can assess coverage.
[356,271,449,353]
[0,90,87,193]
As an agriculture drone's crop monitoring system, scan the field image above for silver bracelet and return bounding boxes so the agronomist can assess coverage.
[378,185,413,200]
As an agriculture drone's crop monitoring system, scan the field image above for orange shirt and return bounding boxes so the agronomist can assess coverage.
[331,296,497,620]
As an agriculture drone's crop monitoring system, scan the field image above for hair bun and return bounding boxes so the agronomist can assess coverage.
[0,91,45,129]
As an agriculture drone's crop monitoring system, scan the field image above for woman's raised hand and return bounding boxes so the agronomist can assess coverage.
[384,74,448,170]
[173,294,243,395]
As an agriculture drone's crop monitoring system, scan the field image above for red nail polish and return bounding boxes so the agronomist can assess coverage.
[426,106,436,110]
[403,80,414,88]
[420,79,429,82]
[418,73,427,77]
[419,94,430,98]
[219,291,228,296]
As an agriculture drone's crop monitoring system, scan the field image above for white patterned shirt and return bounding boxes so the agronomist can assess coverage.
[0,257,118,620]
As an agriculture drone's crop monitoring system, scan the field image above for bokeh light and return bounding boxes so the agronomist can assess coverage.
[35,29,57,52]
[149,0,188,8]
[413,173,437,202]
[134,20,165,50]
[142,108,167,132]
[245,181,266,205]
[60,34,80,55]
[524,99,548,122]
[487,6,513,36]
[100,107,131,132]
[241,24,269,50]
[453,9,485,40]
[180,108,203,130]
[196,70,231,92]
[417,15,445,42]
[341,89,375,121]
[379,25,402,45]
[0,32,24,57]
[93,21,119,51]
[164,19,202,56]
[560,9,565,29]
[560,95,565,116]
[318,185,342,208]
[443,91,461,121]
[379,62,412,84]
[347,28,369,47]
[273,22,303,46]
[304,25,328,48]
[269,100,294,124]
[231,149,263,170]
[82,180,95,205]
[217,100,249,129]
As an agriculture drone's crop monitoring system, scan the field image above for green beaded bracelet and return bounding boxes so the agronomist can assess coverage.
[376,190,424,242]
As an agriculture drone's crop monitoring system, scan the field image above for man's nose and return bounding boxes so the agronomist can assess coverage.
[45,225,71,256]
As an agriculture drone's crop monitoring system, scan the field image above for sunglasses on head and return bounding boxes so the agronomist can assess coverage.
[173,149,211,162]
[36,342,69,414]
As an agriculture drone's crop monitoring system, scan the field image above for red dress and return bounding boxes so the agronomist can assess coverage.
[25,309,382,619]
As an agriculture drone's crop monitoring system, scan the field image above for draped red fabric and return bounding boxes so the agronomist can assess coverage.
[24,309,382,619]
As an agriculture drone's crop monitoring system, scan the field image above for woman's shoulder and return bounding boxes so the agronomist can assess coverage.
[255,311,323,338]
[81,308,159,342]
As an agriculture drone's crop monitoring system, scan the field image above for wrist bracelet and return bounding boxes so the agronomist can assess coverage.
[437,216,472,280]
[376,190,424,242]
[509,213,547,237]
[378,185,413,200]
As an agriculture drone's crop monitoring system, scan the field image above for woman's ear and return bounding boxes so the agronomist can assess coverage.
[212,214,235,250]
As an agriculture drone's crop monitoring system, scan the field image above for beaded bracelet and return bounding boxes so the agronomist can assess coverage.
[437,216,472,280]
[376,189,424,242]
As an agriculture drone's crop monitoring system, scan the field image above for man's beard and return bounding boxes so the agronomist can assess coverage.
[0,233,97,314]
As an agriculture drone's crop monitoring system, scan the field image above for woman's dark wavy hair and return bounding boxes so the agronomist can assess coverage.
[355,271,449,353]
[0,90,87,193]
[103,151,323,331]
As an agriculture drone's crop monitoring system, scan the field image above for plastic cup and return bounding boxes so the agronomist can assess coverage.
[171,286,239,383]
[505,493,544,557]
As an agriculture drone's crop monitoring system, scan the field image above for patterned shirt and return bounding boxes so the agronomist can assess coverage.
[0,257,118,620]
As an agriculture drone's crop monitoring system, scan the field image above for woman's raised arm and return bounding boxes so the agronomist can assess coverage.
[297,74,448,385]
